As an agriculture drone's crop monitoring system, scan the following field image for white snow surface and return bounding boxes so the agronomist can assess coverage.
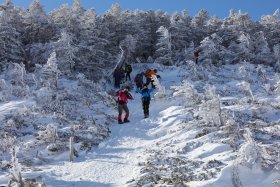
[0,63,279,187]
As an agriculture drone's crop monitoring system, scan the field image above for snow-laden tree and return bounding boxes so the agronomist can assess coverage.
[191,9,209,46]
[0,11,24,70]
[9,146,23,186]
[169,12,189,51]
[120,34,137,63]
[236,32,254,62]
[198,33,225,65]
[41,52,60,88]
[154,26,172,66]
[200,84,222,126]
[207,16,223,33]
[252,31,272,65]
[273,44,280,71]
[134,10,158,59]
[234,10,254,31]
[192,9,208,28]
[237,81,254,101]
[49,4,72,33]
[37,124,57,143]
[103,3,124,48]
[77,9,114,80]
[260,9,280,48]
[23,0,54,43]
[53,30,77,75]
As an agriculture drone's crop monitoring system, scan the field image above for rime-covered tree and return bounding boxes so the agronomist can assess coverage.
[77,9,113,79]
[191,9,209,46]
[169,12,188,51]
[154,26,172,65]
[120,34,137,63]
[236,32,254,62]
[253,31,272,64]
[198,33,225,65]
[0,11,24,71]
[260,9,280,48]
[53,31,77,75]
[23,0,54,44]
[41,51,60,88]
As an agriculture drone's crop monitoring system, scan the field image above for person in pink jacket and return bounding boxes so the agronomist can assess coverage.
[115,86,133,124]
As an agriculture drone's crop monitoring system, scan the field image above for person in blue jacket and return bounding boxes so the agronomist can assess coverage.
[137,84,153,118]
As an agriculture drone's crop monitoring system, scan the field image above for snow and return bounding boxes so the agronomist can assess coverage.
[0,63,279,187]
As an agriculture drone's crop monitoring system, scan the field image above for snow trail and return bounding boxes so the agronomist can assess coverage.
[39,84,174,187]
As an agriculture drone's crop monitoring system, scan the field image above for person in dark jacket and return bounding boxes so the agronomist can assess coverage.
[194,49,201,64]
[113,67,125,88]
[134,72,145,92]
[137,84,153,118]
[115,86,133,124]
[124,63,132,81]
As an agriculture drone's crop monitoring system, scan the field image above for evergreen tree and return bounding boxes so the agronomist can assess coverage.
[0,11,24,71]
[23,0,54,44]
[54,30,77,75]
[154,26,172,65]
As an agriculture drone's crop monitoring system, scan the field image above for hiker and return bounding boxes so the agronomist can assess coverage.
[137,84,153,118]
[115,86,133,124]
[124,63,132,81]
[134,72,145,92]
[194,50,201,64]
[113,67,125,88]
[145,69,161,89]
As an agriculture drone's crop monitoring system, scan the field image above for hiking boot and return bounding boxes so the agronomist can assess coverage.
[118,119,123,124]
[123,118,130,123]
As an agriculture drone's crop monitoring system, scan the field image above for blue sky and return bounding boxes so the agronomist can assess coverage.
[1,0,279,21]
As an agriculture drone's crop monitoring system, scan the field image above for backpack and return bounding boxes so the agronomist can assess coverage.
[134,73,143,83]
[125,64,132,73]
[145,69,151,77]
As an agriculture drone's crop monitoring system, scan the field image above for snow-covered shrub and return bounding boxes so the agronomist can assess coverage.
[0,78,11,101]
[256,64,268,84]
[47,142,65,153]
[34,87,64,114]
[273,74,280,93]
[237,81,254,101]
[0,132,16,153]
[11,84,30,97]
[172,80,201,107]
[221,112,241,150]
[6,63,26,86]
[238,64,249,81]
[262,83,272,95]
[37,124,57,143]
[77,73,95,89]
[198,85,222,126]
[9,146,23,186]
[239,128,260,167]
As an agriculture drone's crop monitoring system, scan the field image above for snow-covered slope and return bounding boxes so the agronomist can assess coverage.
[0,62,279,187]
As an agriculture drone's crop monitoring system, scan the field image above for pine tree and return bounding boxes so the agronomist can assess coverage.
[154,26,172,66]
[0,11,24,71]
[23,0,54,43]
[54,30,77,75]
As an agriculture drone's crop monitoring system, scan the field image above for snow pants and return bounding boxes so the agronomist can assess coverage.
[118,103,129,120]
